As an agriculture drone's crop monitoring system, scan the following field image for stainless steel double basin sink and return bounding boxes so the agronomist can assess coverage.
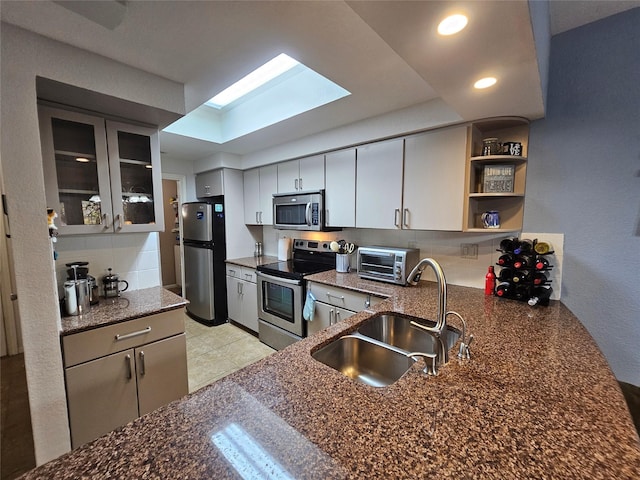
[312,314,461,387]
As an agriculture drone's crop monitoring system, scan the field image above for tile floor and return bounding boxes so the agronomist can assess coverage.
[184,315,276,392]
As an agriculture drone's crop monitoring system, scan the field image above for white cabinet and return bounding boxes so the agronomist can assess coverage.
[277,155,324,193]
[195,169,224,198]
[39,105,164,235]
[62,310,188,448]
[306,282,383,336]
[325,149,356,227]
[355,128,467,231]
[403,126,467,231]
[226,265,258,333]
[244,165,277,225]
[355,138,404,229]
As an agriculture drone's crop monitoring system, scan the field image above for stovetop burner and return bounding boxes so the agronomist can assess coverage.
[257,239,336,280]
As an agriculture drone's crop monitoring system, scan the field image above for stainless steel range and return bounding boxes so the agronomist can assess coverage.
[256,239,336,350]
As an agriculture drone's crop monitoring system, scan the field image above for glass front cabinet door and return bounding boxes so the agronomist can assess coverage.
[39,106,164,235]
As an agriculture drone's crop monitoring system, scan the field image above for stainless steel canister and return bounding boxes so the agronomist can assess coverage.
[64,279,90,316]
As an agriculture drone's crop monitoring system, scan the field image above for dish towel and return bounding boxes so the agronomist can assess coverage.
[303,290,316,322]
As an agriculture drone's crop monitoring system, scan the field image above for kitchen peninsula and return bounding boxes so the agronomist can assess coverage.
[22,278,640,478]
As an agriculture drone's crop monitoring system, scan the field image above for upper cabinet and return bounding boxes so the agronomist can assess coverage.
[403,126,467,231]
[463,117,529,232]
[355,138,404,229]
[243,164,277,225]
[277,155,324,193]
[39,105,163,235]
[325,148,356,228]
[195,170,224,198]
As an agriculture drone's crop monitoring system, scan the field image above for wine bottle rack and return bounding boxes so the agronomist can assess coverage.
[494,238,554,306]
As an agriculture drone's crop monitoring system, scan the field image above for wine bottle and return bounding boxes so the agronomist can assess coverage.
[485,266,496,296]
[513,239,533,255]
[513,284,530,300]
[499,237,518,252]
[535,256,550,270]
[528,286,553,306]
[513,256,531,269]
[511,271,531,284]
[534,241,554,255]
[532,271,549,286]
[498,267,514,282]
[495,281,512,297]
[497,253,515,267]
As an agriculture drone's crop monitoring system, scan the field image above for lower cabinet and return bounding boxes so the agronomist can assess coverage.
[306,282,384,336]
[62,310,188,448]
[226,265,258,333]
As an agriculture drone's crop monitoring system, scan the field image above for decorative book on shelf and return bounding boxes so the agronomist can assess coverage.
[483,164,515,193]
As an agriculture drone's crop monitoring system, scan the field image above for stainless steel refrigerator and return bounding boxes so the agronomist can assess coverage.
[181,199,227,326]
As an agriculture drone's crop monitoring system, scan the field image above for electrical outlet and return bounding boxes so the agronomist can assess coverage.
[460,243,478,259]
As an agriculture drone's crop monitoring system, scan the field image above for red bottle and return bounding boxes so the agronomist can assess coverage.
[485,266,496,295]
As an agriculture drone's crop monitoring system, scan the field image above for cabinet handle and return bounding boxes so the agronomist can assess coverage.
[115,326,151,341]
[259,211,263,224]
[125,354,132,380]
[329,309,335,326]
[295,178,299,190]
[364,295,371,309]
[115,213,123,230]
[228,269,236,276]
[326,292,344,301]
[239,282,243,295]
[244,273,252,280]
[403,208,409,228]
[336,311,341,323]
[299,178,303,190]
[102,213,110,229]
[394,208,400,227]
[256,211,259,224]
[139,351,145,376]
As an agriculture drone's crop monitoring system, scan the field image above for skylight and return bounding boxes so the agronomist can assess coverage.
[163,53,351,144]
[206,53,300,109]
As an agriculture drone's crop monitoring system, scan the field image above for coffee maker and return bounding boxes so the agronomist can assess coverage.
[102,268,129,298]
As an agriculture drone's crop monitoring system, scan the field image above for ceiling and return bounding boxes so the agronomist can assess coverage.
[2,0,637,163]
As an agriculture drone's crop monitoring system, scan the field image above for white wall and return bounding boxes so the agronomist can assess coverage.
[0,23,184,464]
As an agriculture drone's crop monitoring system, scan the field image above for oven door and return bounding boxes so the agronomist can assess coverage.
[257,272,304,337]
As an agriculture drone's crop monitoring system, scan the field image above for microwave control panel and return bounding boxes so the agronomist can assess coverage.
[311,203,319,226]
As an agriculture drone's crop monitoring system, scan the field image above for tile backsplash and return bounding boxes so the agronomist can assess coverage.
[264,227,564,300]
[54,233,161,296]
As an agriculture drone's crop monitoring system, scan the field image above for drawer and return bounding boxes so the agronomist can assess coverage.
[240,267,256,283]
[308,282,383,312]
[62,310,185,368]
[226,265,241,278]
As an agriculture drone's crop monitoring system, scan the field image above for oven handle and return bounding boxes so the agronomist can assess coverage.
[257,272,303,286]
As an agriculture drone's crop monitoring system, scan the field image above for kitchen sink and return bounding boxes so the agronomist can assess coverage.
[357,314,461,354]
[312,335,416,387]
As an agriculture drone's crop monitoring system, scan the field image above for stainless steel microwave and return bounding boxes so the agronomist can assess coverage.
[273,190,339,231]
[357,246,420,285]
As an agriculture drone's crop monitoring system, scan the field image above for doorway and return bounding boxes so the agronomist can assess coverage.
[159,175,185,295]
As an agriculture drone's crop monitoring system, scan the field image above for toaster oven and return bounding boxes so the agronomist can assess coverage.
[357,246,420,285]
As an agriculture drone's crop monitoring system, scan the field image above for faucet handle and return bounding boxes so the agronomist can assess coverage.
[458,334,474,360]
[408,352,438,376]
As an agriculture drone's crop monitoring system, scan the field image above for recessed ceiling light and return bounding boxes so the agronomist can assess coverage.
[474,77,497,89]
[75,157,90,162]
[206,53,300,109]
[437,14,468,36]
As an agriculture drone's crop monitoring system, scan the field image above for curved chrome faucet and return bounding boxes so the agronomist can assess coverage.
[406,258,447,335]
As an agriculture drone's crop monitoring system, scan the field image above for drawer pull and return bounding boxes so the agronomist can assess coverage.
[139,351,146,376]
[125,354,132,380]
[326,292,345,301]
[115,326,151,341]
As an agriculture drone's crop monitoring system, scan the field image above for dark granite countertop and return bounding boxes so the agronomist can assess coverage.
[60,286,187,336]
[26,275,640,478]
